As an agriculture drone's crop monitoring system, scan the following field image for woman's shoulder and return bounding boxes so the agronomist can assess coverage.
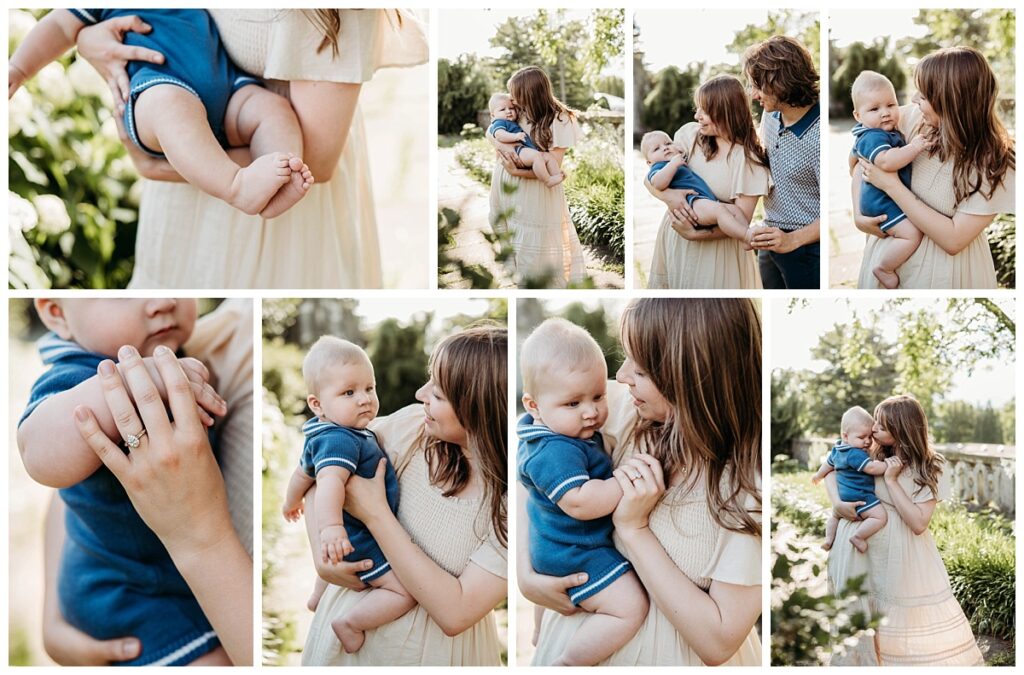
[368,403,424,463]
[673,121,700,147]
[550,112,582,148]
[959,166,1016,215]
[898,103,922,138]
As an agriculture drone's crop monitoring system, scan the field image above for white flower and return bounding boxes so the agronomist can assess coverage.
[36,62,75,109]
[8,86,33,137]
[127,179,144,206]
[31,194,72,235]
[8,10,37,47]
[68,59,115,107]
[9,191,38,232]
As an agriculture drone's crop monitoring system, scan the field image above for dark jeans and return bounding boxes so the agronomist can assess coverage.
[758,242,820,289]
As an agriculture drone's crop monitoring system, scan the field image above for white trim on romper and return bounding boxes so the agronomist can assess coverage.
[568,561,630,603]
[314,457,358,472]
[149,630,218,666]
[125,77,201,157]
[360,561,392,582]
[867,144,892,162]
[857,457,872,472]
[546,475,589,502]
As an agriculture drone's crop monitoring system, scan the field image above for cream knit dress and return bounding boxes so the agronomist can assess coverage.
[647,122,770,289]
[489,115,586,288]
[530,383,762,666]
[129,10,428,289]
[857,105,1015,289]
[302,405,507,666]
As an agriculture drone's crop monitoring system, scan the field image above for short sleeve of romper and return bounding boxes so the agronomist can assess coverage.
[700,486,762,586]
[856,128,898,163]
[846,447,873,472]
[549,114,582,149]
[19,352,98,425]
[304,428,361,476]
[259,9,428,83]
[67,9,110,25]
[673,122,770,200]
[469,505,509,579]
[522,438,592,503]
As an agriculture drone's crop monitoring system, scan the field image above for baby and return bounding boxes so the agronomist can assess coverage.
[811,406,888,553]
[17,298,231,665]
[517,318,648,666]
[850,71,932,288]
[487,92,565,187]
[281,336,415,653]
[642,130,756,247]
[9,9,314,218]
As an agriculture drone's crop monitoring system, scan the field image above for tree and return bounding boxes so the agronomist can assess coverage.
[772,370,805,457]
[366,316,430,416]
[933,400,978,443]
[641,64,704,139]
[560,302,622,375]
[830,40,907,117]
[894,310,951,422]
[437,55,493,135]
[727,10,820,72]
[973,403,1004,444]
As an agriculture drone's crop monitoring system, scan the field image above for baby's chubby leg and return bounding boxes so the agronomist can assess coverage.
[187,645,232,666]
[308,576,329,613]
[822,514,839,551]
[331,569,417,654]
[694,200,752,247]
[873,219,924,289]
[132,84,291,215]
[850,504,888,553]
[224,84,313,219]
[553,571,648,666]
[515,147,553,184]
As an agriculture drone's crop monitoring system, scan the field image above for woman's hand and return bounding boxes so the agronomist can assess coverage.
[750,226,796,253]
[612,453,666,533]
[73,344,234,556]
[43,613,141,666]
[519,569,587,616]
[858,157,902,193]
[832,500,866,521]
[110,111,178,181]
[343,458,392,524]
[883,456,905,481]
[75,15,165,109]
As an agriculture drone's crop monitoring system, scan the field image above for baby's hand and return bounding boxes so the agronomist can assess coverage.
[8,64,26,99]
[320,524,354,564]
[141,356,227,427]
[810,475,822,485]
[282,498,304,522]
[515,132,526,142]
[909,134,932,152]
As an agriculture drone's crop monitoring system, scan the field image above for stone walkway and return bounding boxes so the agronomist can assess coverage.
[632,149,663,287]
[437,146,624,289]
[829,120,867,288]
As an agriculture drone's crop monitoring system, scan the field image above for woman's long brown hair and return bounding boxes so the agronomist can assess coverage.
[408,324,508,547]
[692,75,768,169]
[914,47,1015,204]
[872,395,943,499]
[620,299,762,537]
[507,66,576,153]
[302,10,404,58]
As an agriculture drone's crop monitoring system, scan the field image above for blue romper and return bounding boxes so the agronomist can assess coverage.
[19,333,220,666]
[300,418,399,583]
[516,414,630,605]
[647,160,718,207]
[68,9,259,158]
[852,122,912,231]
[488,118,538,154]
[826,440,881,515]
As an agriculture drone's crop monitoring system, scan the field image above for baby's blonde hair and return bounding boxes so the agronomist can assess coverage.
[520,318,605,397]
[488,92,513,116]
[841,405,874,435]
[302,336,371,396]
[851,70,897,111]
[640,130,672,163]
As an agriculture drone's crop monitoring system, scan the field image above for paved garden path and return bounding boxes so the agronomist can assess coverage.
[829,120,867,288]
[438,146,624,289]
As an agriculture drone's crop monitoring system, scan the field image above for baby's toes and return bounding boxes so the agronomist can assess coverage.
[288,155,305,172]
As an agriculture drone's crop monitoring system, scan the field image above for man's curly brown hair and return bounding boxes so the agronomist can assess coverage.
[743,36,819,108]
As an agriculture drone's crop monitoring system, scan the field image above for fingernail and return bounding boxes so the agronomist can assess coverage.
[578,574,588,584]
[74,406,88,422]
[364,561,373,570]
[98,360,116,376]
[155,345,172,356]
[118,345,138,360]
[123,638,140,658]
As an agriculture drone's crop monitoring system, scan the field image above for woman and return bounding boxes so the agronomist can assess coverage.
[854,47,1015,289]
[76,10,428,289]
[825,395,983,666]
[522,299,762,666]
[646,76,771,289]
[488,66,585,288]
[302,325,508,666]
[63,300,254,665]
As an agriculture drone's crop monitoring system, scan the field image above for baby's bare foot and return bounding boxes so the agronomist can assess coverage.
[822,540,833,552]
[260,155,314,219]
[229,152,291,215]
[307,590,322,613]
[545,173,565,188]
[850,535,868,553]
[332,617,366,654]
[873,267,899,289]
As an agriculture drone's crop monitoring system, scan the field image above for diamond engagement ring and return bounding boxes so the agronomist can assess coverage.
[125,428,147,449]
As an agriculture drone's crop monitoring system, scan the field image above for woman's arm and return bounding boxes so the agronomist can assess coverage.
[345,460,506,637]
[75,15,164,104]
[750,218,820,252]
[823,472,865,521]
[41,496,143,665]
[73,346,252,665]
[859,158,996,255]
[288,81,361,181]
[644,179,728,240]
[881,457,936,535]
[516,483,586,615]
[851,165,889,237]
[302,484,375,589]
[613,455,758,666]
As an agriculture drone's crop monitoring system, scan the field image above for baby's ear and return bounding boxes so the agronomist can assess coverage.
[521,393,538,414]
[34,299,73,339]
[307,394,322,417]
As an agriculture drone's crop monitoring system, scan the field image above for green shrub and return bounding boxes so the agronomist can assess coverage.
[437,55,493,135]
[987,214,1015,289]
[454,137,496,185]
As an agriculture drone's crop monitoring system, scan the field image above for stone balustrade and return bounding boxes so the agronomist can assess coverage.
[781,437,1015,515]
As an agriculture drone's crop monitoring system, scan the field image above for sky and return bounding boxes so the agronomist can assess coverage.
[634,9,772,71]
[829,9,928,48]
[771,299,1014,406]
